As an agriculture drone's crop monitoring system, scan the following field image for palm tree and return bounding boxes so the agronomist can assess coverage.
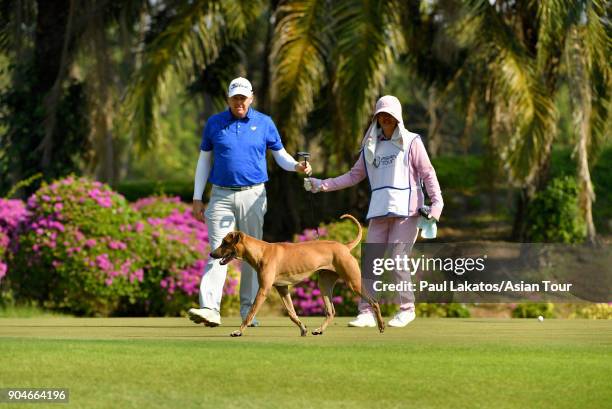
[122,0,608,240]
[270,0,405,166]
[123,0,264,154]
[564,3,611,243]
[455,0,610,241]
[124,0,406,234]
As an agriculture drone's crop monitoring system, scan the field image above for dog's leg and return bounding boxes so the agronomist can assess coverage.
[312,270,338,335]
[355,288,385,334]
[342,259,385,334]
[275,285,307,336]
[367,298,385,334]
[231,279,272,337]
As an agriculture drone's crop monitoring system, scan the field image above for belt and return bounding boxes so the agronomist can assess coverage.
[214,183,263,191]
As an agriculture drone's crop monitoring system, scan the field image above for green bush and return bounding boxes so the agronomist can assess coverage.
[115,180,195,203]
[571,303,612,319]
[549,146,612,233]
[431,155,484,192]
[416,303,471,318]
[526,176,586,243]
[591,148,612,233]
[511,302,555,318]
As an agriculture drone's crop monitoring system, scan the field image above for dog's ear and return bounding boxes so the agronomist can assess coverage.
[223,232,237,244]
[233,231,245,244]
[230,231,243,245]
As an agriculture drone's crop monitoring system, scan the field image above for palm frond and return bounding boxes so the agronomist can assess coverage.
[220,0,263,39]
[270,0,330,152]
[583,0,611,161]
[0,0,36,60]
[332,0,405,160]
[458,1,558,185]
[536,0,582,73]
[124,0,262,152]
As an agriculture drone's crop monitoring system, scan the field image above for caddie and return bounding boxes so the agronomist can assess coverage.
[304,95,443,327]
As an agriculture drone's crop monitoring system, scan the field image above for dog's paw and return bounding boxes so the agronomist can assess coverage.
[300,327,308,337]
[311,328,324,336]
[230,330,243,337]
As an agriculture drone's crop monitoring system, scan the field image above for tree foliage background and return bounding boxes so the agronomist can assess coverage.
[0,0,610,241]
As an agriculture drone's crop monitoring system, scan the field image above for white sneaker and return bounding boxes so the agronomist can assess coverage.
[388,309,416,327]
[348,312,376,327]
[188,308,221,327]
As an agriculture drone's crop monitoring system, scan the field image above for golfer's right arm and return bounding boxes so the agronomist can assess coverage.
[193,150,212,222]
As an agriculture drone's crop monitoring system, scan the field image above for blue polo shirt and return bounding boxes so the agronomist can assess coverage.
[200,107,284,186]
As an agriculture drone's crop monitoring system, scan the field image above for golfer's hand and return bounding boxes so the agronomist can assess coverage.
[304,177,322,193]
[295,161,312,176]
[192,200,205,223]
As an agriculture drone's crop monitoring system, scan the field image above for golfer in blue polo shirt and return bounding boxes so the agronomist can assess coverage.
[188,77,311,327]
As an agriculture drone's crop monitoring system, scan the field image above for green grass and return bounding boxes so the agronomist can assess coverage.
[1,317,610,409]
[0,304,67,318]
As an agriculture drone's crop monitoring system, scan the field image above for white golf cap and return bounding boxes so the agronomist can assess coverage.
[228,77,253,97]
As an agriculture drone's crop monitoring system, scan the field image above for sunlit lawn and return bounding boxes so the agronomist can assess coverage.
[1,317,610,409]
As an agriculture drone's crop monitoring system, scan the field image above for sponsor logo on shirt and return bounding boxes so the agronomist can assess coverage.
[373,153,398,168]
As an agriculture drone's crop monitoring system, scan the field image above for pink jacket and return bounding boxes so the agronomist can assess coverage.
[319,137,444,220]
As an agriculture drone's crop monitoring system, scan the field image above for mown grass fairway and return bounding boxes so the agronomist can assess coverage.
[1,317,610,409]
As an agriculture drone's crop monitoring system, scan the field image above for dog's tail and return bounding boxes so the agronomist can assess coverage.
[340,214,363,251]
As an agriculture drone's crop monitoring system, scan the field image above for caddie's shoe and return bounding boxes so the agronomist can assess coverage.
[348,312,376,328]
[188,308,220,327]
[247,318,260,327]
[388,309,416,328]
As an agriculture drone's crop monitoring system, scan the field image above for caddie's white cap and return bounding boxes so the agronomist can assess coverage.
[228,77,253,97]
[373,95,403,125]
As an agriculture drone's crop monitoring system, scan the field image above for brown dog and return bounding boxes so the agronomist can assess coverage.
[210,214,385,337]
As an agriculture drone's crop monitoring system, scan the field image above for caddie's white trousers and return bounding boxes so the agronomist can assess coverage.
[199,184,267,319]
[360,215,419,313]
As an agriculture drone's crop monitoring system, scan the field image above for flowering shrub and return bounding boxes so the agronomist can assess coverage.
[131,195,239,315]
[7,181,239,316]
[10,177,146,315]
[291,219,362,316]
[132,196,183,217]
[0,199,29,284]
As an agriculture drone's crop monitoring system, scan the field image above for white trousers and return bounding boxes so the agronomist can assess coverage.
[360,216,419,313]
[199,185,267,318]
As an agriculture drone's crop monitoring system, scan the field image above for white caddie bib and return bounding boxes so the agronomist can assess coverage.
[364,134,420,219]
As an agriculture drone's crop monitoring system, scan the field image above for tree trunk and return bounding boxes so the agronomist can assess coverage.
[264,169,301,241]
[35,0,75,170]
[568,28,597,244]
[426,88,442,157]
[577,124,597,244]
[460,90,477,155]
[89,4,116,184]
[33,0,71,94]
